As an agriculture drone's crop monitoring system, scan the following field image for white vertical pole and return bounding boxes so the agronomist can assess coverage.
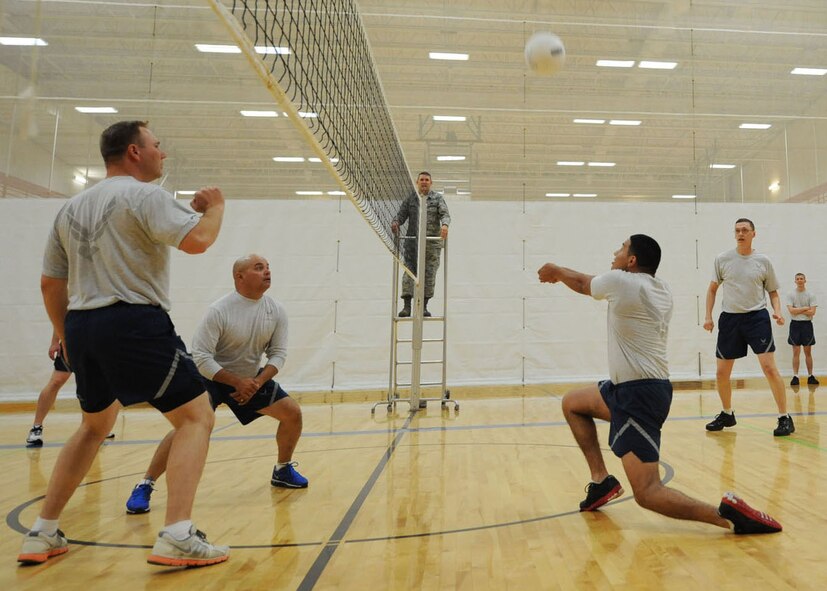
[410,192,427,410]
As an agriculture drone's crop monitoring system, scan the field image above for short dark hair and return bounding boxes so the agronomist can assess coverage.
[100,120,148,164]
[735,217,755,230]
[628,234,662,275]
[417,171,432,179]
[795,272,806,279]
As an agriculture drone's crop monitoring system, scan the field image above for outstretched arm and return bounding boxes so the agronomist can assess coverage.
[538,263,593,296]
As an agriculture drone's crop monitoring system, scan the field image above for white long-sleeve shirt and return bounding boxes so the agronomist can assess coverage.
[191,291,288,380]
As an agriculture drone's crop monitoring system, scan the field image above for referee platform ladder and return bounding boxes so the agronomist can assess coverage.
[372,235,458,415]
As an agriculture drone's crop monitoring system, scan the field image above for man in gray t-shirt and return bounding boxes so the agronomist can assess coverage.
[537,234,782,535]
[703,218,792,437]
[19,121,228,568]
[787,272,819,386]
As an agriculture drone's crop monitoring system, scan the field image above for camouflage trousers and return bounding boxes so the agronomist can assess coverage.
[401,240,442,299]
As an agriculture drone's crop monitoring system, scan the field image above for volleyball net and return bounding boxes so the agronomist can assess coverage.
[208,0,415,264]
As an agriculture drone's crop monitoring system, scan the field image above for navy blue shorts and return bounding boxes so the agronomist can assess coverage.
[599,379,673,463]
[788,320,816,347]
[206,378,289,425]
[64,302,206,413]
[54,352,70,374]
[716,309,776,359]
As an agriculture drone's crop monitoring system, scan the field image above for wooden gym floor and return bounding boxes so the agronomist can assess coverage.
[1,381,824,590]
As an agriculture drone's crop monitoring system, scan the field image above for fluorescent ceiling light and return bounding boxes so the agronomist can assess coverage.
[296,191,323,195]
[596,60,635,68]
[545,193,571,197]
[240,110,278,117]
[739,123,771,129]
[609,119,641,126]
[768,181,780,192]
[0,37,47,46]
[308,157,322,163]
[174,190,196,198]
[573,118,605,124]
[573,193,597,197]
[255,46,291,55]
[327,190,346,196]
[557,161,585,166]
[638,61,678,70]
[73,175,87,185]
[429,52,469,61]
[709,163,736,169]
[456,190,471,195]
[298,111,317,118]
[433,115,467,122]
[75,107,118,114]
[588,162,616,167]
[329,157,340,163]
[273,157,305,162]
[436,155,466,161]
[195,44,241,53]
[672,194,696,199]
[791,67,827,76]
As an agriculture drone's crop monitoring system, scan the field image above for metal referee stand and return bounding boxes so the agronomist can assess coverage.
[372,196,458,415]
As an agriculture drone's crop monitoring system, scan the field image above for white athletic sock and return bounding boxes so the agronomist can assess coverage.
[779,413,789,419]
[722,409,733,414]
[163,520,193,541]
[276,461,291,471]
[32,517,59,535]
[138,478,154,487]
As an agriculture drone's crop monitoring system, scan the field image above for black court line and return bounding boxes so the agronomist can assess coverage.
[296,411,415,591]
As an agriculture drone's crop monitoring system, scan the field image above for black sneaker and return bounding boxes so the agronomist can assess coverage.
[773,415,795,436]
[808,375,819,386]
[25,426,43,447]
[790,376,800,386]
[579,475,624,511]
[705,411,736,431]
[718,492,782,534]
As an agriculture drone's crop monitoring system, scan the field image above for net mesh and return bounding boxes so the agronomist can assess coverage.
[225,0,414,260]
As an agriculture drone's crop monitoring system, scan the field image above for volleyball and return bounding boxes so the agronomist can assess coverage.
[524,31,566,75]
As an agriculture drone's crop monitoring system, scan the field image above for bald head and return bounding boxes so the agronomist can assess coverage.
[233,254,271,299]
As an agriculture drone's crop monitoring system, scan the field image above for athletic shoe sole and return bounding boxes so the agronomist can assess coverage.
[147,553,229,567]
[719,493,782,534]
[270,479,308,489]
[126,507,150,515]
[580,484,624,512]
[17,546,69,564]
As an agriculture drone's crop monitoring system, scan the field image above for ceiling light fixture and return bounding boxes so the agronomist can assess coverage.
[791,67,827,76]
[557,161,585,166]
[672,194,696,199]
[436,155,466,161]
[0,37,47,46]
[573,193,597,198]
[709,163,736,169]
[768,181,780,192]
[195,43,241,53]
[638,61,678,70]
[433,115,467,122]
[75,107,118,114]
[73,174,87,185]
[255,46,291,55]
[545,193,571,197]
[273,157,305,162]
[739,123,771,129]
[596,60,635,68]
[298,111,318,118]
[588,162,616,167]
[573,118,605,124]
[429,52,469,61]
[609,119,641,126]
[296,191,323,195]
[327,190,346,196]
[240,110,278,117]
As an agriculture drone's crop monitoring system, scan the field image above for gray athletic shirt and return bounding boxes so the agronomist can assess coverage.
[41,176,199,311]
[712,249,779,313]
[191,291,288,380]
[786,289,817,321]
[591,269,673,384]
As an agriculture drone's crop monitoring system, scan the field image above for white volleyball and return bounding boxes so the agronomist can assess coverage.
[525,31,566,75]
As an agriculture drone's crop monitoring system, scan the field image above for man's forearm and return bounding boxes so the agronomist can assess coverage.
[41,276,69,340]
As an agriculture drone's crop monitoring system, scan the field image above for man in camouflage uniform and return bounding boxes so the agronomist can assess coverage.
[391,171,451,317]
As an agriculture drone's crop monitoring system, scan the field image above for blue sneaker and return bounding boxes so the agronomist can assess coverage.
[126,483,154,514]
[271,463,308,488]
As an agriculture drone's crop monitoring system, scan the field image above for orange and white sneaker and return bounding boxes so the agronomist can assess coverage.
[17,529,69,564]
[147,526,229,567]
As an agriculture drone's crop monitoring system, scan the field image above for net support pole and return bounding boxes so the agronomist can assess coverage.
[409,192,428,410]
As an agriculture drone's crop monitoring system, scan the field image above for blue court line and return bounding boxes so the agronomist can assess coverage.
[6,410,825,451]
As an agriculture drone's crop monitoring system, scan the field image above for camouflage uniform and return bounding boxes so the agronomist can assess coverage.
[393,190,451,298]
